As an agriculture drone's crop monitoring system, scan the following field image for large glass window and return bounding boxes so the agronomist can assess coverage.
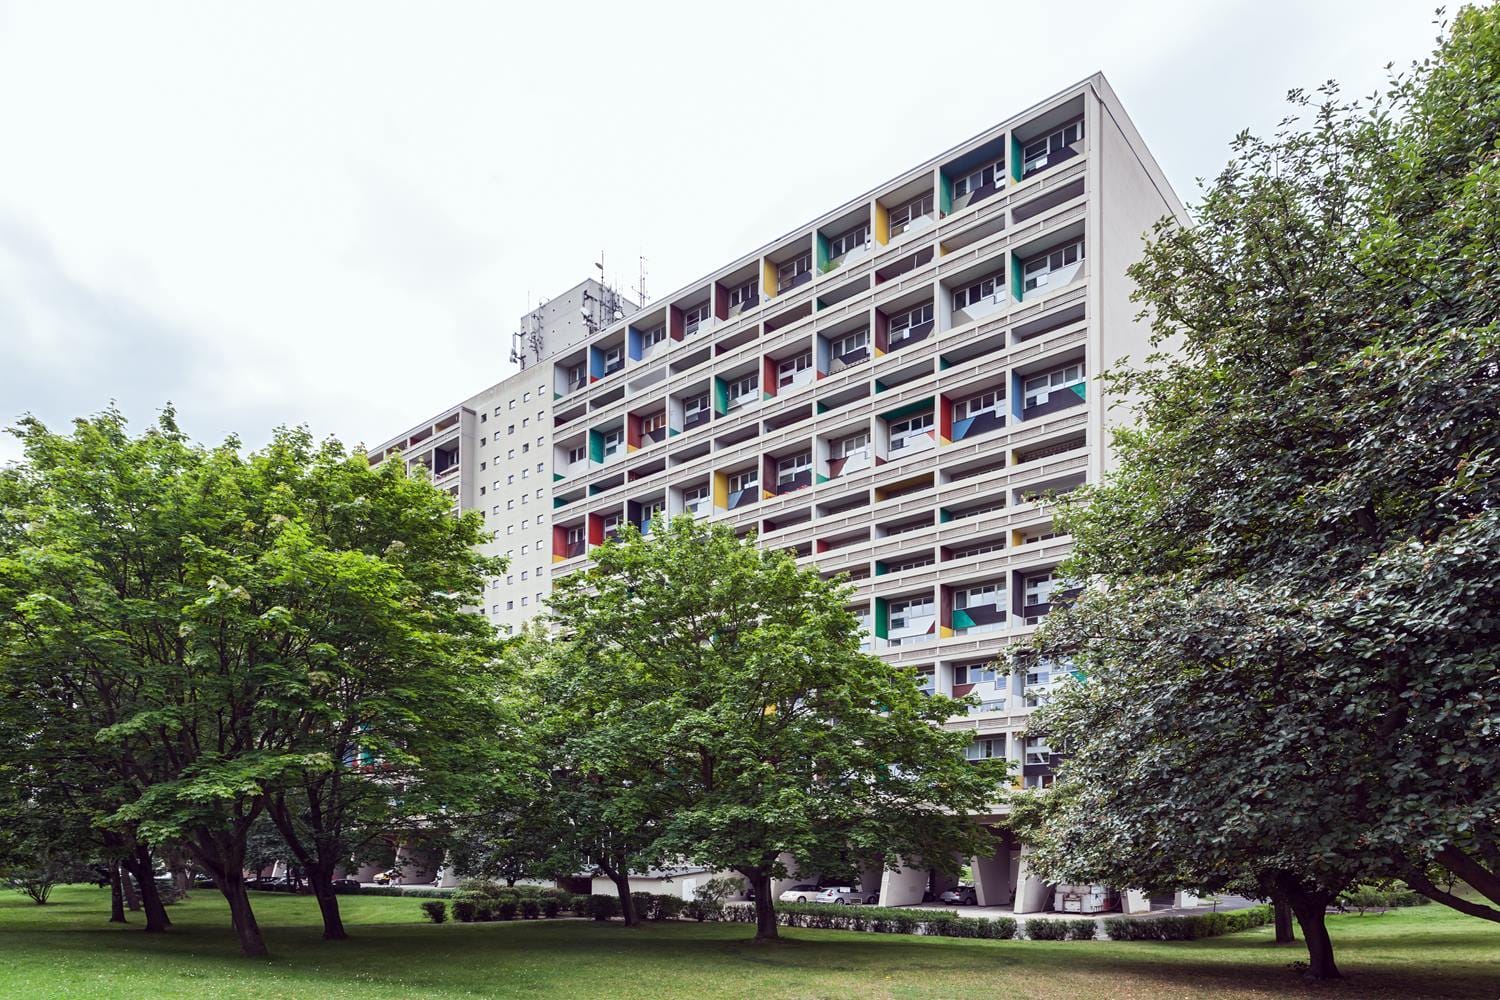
[828,222,871,258]
[888,412,934,453]
[1023,362,1085,408]
[1022,119,1084,178]
[888,192,934,235]
[777,351,812,387]
[952,159,1002,198]
[952,271,1006,311]
[1021,238,1085,293]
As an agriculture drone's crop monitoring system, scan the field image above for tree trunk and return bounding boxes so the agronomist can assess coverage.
[109,862,128,923]
[1273,898,1294,944]
[1286,889,1339,980]
[608,871,639,926]
[748,872,778,941]
[121,866,142,911]
[220,876,270,958]
[308,862,347,941]
[123,847,171,932]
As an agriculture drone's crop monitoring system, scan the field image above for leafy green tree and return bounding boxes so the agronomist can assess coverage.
[548,517,1005,940]
[0,409,503,955]
[1016,8,1500,980]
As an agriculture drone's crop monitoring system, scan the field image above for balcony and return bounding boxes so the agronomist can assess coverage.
[563,539,586,559]
[726,482,759,511]
[952,598,1007,636]
[1020,362,1086,421]
[1020,119,1084,180]
[772,469,812,497]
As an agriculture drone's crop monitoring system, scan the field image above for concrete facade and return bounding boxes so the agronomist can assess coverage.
[368,74,1186,913]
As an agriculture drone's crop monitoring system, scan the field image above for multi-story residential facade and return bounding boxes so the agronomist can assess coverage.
[368,74,1185,912]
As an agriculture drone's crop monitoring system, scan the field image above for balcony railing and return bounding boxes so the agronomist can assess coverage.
[773,469,813,496]
[886,320,934,353]
[682,408,711,431]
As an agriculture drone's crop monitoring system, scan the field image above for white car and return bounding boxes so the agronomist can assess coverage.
[778,883,822,903]
[814,886,879,906]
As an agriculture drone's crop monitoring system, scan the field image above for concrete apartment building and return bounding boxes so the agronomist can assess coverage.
[368,73,1186,913]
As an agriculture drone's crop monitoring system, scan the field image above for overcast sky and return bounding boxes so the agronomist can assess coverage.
[0,0,1440,463]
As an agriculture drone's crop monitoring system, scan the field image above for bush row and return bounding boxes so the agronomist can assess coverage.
[350,885,453,899]
[1023,918,1097,940]
[446,895,567,922]
[721,902,1017,939]
[1338,885,1432,912]
[1101,905,1273,941]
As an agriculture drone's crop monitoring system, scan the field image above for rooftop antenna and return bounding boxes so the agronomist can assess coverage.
[633,254,649,307]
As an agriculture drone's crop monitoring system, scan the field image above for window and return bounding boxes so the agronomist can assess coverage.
[888,595,933,630]
[507,425,515,434]
[831,431,868,460]
[536,462,544,473]
[508,449,516,460]
[915,669,936,696]
[949,539,1004,559]
[601,345,624,371]
[828,222,870,259]
[480,413,487,423]
[728,279,758,308]
[509,400,516,410]
[728,469,758,493]
[642,411,667,435]
[683,392,710,424]
[954,660,997,685]
[888,192,934,235]
[600,428,624,458]
[777,252,811,288]
[479,486,486,496]
[565,363,586,390]
[566,444,585,465]
[506,499,515,510]
[952,271,1005,311]
[506,525,514,535]
[831,327,869,359]
[520,571,528,581]
[601,513,621,537]
[727,373,758,408]
[1024,736,1052,766]
[777,351,812,387]
[520,596,529,606]
[521,443,529,453]
[888,412,934,453]
[1023,362,1085,408]
[776,451,812,485]
[965,737,1005,761]
[1022,238,1085,293]
[566,525,585,546]
[957,389,1003,421]
[522,418,529,428]
[521,468,529,479]
[506,600,514,610]
[523,391,532,402]
[887,302,933,345]
[952,159,1003,198]
[683,483,711,513]
[683,302,712,336]
[521,494,529,504]
[1021,119,1084,178]
[641,323,667,348]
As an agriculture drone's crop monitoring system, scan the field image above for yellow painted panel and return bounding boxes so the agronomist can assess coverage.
[873,201,890,245]
[762,258,778,300]
[713,471,728,508]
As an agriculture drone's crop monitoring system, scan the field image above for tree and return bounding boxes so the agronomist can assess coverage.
[548,517,1005,941]
[1014,7,1500,981]
[0,410,504,955]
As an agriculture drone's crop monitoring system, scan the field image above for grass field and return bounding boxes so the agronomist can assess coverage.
[1,886,1497,999]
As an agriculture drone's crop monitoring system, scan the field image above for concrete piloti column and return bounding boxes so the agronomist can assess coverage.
[1122,889,1151,914]
[1012,845,1051,914]
[1174,890,1203,908]
[972,847,1011,907]
[879,859,929,907]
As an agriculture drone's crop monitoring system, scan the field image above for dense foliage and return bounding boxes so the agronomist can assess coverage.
[1014,7,1500,981]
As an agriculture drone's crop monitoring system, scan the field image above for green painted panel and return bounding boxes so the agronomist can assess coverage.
[587,428,604,463]
[879,395,935,422]
[874,597,889,639]
[713,376,729,415]
[815,232,832,272]
[1069,382,1087,401]
[952,609,976,630]
[1011,254,1024,302]
[875,561,889,577]
[939,507,953,523]
[939,173,953,215]
[1010,135,1023,183]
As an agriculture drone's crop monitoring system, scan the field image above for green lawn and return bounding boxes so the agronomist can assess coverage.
[1,886,1496,999]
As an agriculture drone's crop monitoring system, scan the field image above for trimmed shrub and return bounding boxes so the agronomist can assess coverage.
[520,898,541,919]
[540,896,562,918]
[1024,918,1072,940]
[1102,905,1272,941]
[496,899,519,921]
[586,893,621,921]
[355,886,452,899]
[647,894,686,921]
[420,900,447,923]
[1065,920,1096,941]
[451,899,477,923]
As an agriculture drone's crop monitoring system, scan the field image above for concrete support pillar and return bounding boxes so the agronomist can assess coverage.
[1122,889,1151,915]
[1174,890,1203,909]
[929,865,959,900]
[1012,845,1051,914]
[879,859,930,907]
[354,861,384,882]
[394,845,438,886]
[769,852,813,901]
[972,847,1013,907]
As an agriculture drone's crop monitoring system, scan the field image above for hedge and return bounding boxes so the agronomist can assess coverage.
[1024,917,1095,940]
[1338,884,1433,913]
[721,902,1016,939]
[1101,905,1273,941]
[420,901,447,923]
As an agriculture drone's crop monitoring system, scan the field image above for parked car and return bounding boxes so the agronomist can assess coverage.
[371,869,398,885]
[814,886,879,906]
[777,883,822,903]
[939,885,978,906]
[192,873,216,888]
[330,877,360,893]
